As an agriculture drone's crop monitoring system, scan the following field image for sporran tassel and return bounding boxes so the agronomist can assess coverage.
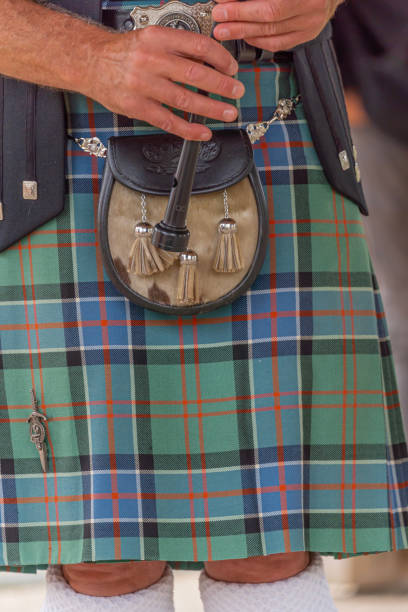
[177,250,200,305]
[213,190,243,273]
[157,247,177,268]
[128,222,175,276]
[213,218,243,273]
[128,193,176,276]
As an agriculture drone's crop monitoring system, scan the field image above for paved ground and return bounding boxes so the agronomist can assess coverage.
[1,569,408,611]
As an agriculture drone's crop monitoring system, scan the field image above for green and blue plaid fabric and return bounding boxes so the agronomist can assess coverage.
[0,0,408,573]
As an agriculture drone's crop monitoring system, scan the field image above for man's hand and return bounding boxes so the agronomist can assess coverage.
[89,26,245,141]
[0,0,245,142]
[212,0,344,52]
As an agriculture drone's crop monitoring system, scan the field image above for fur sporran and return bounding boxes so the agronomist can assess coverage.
[98,129,268,315]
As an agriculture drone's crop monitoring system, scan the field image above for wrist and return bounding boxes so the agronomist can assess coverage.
[62,26,118,98]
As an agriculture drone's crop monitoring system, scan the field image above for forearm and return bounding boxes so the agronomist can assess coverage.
[0,0,242,140]
[0,0,113,94]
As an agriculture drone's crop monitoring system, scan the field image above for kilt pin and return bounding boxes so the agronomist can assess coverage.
[1,0,408,573]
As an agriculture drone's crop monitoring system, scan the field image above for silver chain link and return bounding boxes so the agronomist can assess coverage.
[140,193,148,223]
[246,95,301,144]
[73,137,107,158]
[223,189,229,219]
[72,95,301,159]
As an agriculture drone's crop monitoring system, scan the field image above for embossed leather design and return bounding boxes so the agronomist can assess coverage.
[142,139,220,175]
[107,130,253,195]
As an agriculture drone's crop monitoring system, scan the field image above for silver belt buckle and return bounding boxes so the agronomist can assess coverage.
[130,0,214,36]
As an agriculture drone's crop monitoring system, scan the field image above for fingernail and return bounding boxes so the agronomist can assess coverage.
[217,27,230,39]
[200,131,212,140]
[213,7,228,19]
[232,83,244,97]
[223,109,236,121]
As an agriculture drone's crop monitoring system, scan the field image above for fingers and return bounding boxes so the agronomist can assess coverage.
[149,53,245,101]
[212,0,304,24]
[136,99,213,141]
[244,29,318,51]
[136,26,238,76]
[146,77,239,123]
[211,0,331,48]
[213,13,321,40]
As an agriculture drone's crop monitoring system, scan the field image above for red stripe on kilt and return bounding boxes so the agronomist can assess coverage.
[239,66,291,73]
[192,316,212,560]
[4,402,393,422]
[86,97,121,558]
[0,310,380,332]
[1,390,391,411]
[3,480,408,505]
[1,402,392,424]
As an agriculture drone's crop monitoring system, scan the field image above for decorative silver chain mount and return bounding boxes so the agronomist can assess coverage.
[130,0,215,36]
[73,137,107,158]
[246,95,301,144]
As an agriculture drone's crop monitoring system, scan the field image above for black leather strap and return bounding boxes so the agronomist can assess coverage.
[293,27,367,214]
[0,78,4,214]
[0,80,66,252]
[25,85,37,184]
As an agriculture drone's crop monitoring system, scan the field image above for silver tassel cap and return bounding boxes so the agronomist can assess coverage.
[213,217,243,273]
[128,222,175,276]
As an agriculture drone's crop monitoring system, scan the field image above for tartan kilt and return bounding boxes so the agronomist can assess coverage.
[1,15,408,571]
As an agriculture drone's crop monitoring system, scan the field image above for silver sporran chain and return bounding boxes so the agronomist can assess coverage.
[73,136,107,158]
[72,96,301,157]
[246,95,301,144]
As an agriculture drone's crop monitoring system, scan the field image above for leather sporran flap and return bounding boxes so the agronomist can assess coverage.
[98,129,268,315]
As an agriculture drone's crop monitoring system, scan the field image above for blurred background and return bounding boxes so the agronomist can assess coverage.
[2,0,408,610]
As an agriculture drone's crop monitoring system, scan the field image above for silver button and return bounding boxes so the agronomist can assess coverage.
[339,150,350,172]
[23,180,38,200]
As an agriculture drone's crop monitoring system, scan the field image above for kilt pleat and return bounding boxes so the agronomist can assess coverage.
[1,1,408,572]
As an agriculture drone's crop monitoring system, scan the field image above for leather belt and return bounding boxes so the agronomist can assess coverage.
[102,9,292,64]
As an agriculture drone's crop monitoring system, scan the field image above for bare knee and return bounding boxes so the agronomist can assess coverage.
[62,560,167,596]
[204,552,310,583]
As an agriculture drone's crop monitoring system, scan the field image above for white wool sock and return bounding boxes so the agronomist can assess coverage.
[42,564,175,612]
[199,553,337,612]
